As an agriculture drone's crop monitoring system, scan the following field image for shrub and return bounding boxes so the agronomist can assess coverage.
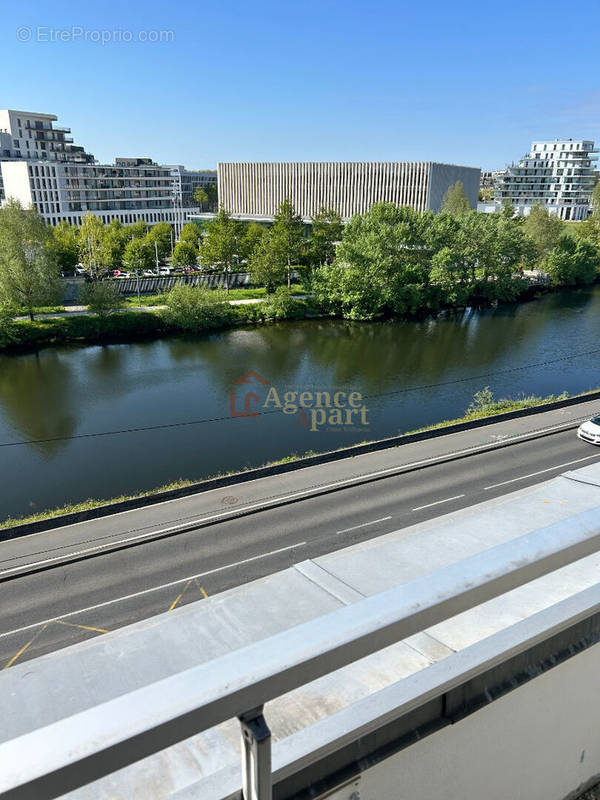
[163,285,234,332]
[80,280,125,316]
[261,287,303,320]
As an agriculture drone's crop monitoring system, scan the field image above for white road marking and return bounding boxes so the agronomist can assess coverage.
[0,541,306,640]
[336,516,392,534]
[1,416,591,577]
[412,494,465,512]
[483,454,600,490]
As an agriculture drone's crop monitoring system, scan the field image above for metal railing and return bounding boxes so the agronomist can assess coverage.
[1,507,599,800]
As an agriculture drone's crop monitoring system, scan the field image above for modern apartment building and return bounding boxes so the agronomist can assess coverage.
[217,161,481,220]
[494,139,598,220]
[0,110,211,228]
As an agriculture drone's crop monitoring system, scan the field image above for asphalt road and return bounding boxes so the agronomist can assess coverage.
[1,427,599,668]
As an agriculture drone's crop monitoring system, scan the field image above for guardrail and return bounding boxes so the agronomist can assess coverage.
[114,272,253,295]
[1,508,599,799]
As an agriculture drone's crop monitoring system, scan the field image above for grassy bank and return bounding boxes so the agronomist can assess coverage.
[121,284,306,306]
[0,297,317,354]
[0,387,591,530]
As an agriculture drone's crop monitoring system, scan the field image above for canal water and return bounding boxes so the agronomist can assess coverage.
[1,286,599,521]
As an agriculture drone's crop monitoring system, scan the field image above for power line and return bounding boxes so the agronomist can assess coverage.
[1,346,599,448]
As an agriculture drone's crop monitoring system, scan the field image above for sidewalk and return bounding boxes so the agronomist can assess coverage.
[1,396,598,572]
[14,296,270,321]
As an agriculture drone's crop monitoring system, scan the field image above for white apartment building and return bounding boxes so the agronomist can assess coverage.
[0,110,212,228]
[495,139,598,220]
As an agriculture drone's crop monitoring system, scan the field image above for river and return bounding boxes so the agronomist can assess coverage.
[1,286,599,521]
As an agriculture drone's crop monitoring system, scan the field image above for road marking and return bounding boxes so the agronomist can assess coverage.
[3,415,588,574]
[3,623,49,669]
[483,454,600,490]
[169,579,193,611]
[55,620,109,634]
[337,516,392,534]
[0,541,306,641]
[412,494,465,512]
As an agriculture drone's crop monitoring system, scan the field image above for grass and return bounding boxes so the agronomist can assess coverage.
[405,389,572,434]
[121,284,306,306]
[0,449,319,530]
[1,386,593,531]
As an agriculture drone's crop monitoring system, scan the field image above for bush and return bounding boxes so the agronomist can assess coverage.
[80,280,125,316]
[261,287,303,320]
[0,307,17,347]
[163,285,234,332]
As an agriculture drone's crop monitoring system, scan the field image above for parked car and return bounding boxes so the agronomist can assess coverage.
[158,267,172,276]
[75,265,88,276]
[577,416,600,445]
[112,270,131,279]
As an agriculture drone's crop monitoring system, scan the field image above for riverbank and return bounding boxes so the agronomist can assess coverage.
[1,386,594,530]
[0,279,550,355]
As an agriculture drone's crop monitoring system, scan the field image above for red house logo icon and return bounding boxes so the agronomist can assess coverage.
[230,371,270,418]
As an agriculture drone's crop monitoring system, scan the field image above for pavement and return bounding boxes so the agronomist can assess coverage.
[1,397,599,669]
[14,297,271,320]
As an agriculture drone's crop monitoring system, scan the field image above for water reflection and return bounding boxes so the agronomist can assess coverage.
[0,286,598,520]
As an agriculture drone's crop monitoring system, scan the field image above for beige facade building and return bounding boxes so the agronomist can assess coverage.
[218,161,481,219]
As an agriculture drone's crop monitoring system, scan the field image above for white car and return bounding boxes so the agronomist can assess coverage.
[577,416,600,445]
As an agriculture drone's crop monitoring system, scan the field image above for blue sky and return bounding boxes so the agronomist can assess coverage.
[1,0,598,171]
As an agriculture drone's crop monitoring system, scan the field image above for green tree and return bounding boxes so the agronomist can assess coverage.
[270,200,304,287]
[172,240,199,267]
[179,222,202,248]
[46,221,79,273]
[0,199,59,320]
[307,207,343,269]
[128,219,150,239]
[199,207,241,293]
[80,280,125,317]
[193,186,209,210]
[249,230,287,293]
[442,181,472,217]
[164,285,233,331]
[592,181,600,214]
[146,222,173,262]
[123,237,154,273]
[239,222,267,264]
[522,204,564,258]
[100,221,128,270]
[78,212,105,278]
[543,235,597,286]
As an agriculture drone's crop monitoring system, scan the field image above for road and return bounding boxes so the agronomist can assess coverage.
[1,425,599,669]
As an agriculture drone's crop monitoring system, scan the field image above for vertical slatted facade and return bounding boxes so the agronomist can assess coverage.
[218,162,480,219]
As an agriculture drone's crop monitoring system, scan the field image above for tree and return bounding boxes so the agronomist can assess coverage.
[78,212,105,278]
[123,238,154,273]
[46,221,79,273]
[179,222,202,248]
[100,222,128,271]
[543,235,597,287]
[0,200,60,320]
[128,219,150,239]
[193,186,209,210]
[172,241,199,267]
[442,181,472,217]
[592,181,600,214]
[164,285,233,331]
[202,183,218,210]
[270,200,304,287]
[522,204,564,258]
[239,222,266,264]
[307,207,343,268]
[249,231,287,293]
[146,222,173,262]
[80,280,125,317]
[199,207,241,292]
